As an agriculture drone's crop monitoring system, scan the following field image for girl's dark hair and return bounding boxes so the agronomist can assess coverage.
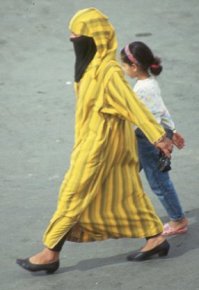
[120,41,162,76]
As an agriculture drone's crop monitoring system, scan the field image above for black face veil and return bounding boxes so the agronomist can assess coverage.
[70,36,97,82]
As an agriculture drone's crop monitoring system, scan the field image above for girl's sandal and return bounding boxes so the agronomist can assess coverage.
[161,223,188,236]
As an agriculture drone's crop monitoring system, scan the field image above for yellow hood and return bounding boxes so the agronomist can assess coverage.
[69,7,117,59]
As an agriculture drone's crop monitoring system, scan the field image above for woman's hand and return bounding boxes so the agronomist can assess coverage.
[172,132,185,149]
[155,136,173,158]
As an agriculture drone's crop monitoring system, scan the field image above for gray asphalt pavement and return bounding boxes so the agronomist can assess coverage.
[1,0,199,289]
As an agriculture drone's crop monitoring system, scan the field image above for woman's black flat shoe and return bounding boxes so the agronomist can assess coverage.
[16,258,60,274]
[127,240,170,262]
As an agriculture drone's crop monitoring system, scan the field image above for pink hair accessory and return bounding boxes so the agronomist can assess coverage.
[124,44,138,64]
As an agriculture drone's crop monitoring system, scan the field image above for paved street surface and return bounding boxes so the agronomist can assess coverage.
[1,0,199,289]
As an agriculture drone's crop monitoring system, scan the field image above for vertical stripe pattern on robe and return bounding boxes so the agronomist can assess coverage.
[43,8,165,248]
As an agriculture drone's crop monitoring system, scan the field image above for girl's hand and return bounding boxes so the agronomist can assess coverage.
[155,136,173,158]
[172,132,185,149]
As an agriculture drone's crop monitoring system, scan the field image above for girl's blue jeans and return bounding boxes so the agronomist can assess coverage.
[136,129,185,221]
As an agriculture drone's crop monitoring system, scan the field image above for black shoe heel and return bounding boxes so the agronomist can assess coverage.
[158,247,169,257]
[127,240,170,261]
[46,264,59,274]
[16,258,60,274]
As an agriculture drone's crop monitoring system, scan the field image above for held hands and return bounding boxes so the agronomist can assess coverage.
[155,131,185,158]
[172,132,185,149]
[155,136,173,158]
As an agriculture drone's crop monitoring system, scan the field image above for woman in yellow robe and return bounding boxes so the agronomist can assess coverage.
[16,8,173,273]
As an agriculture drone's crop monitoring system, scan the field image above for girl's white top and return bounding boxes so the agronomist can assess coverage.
[134,77,175,130]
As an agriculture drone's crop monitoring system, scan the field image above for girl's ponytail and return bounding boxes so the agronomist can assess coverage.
[149,57,163,76]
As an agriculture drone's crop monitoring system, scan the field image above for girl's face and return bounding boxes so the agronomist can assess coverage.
[121,62,138,79]
[121,61,150,80]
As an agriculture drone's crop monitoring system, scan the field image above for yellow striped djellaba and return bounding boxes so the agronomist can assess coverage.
[43,8,165,248]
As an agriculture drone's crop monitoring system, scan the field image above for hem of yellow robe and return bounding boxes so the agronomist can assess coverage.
[43,223,163,248]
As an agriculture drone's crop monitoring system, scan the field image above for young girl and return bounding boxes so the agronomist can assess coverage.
[120,41,188,236]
